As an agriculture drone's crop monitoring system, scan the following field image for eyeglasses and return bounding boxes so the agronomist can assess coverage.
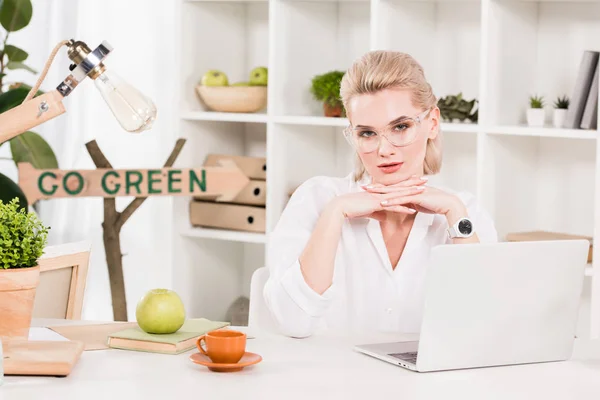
[343,108,432,153]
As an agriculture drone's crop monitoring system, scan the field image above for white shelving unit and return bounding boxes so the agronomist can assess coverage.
[172,0,600,338]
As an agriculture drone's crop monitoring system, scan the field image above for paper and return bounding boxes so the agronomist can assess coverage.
[28,327,69,342]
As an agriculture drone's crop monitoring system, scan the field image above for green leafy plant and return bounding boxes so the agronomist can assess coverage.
[529,95,545,109]
[554,95,569,110]
[0,198,49,269]
[437,93,478,123]
[0,0,59,210]
[310,70,345,109]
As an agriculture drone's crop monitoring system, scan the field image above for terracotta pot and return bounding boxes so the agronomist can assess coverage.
[0,265,40,341]
[323,102,343,118]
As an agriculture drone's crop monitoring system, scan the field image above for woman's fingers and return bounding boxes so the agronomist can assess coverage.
[363,178,427,193]
[380,192,422,207]
[373,185,425,196]
[380,205,417,214]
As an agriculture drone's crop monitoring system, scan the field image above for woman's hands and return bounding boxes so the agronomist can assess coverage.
[331,175,468,224]
[362,175,470,226]
[330,176,429,219]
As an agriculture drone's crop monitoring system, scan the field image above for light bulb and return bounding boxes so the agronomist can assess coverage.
[93,69,157,133]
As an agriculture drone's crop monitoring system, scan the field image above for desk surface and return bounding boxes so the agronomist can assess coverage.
[2,319,600,399]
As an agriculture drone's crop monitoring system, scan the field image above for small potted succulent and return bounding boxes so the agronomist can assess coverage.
[310,70,345,117]
[527,95,545,127]
[552,95,569,128]
[0,198,49,341]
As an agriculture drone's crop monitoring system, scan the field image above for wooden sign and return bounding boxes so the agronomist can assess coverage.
[17,160,250,204]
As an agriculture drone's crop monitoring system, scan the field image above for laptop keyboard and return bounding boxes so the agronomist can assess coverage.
[389,351,418,364]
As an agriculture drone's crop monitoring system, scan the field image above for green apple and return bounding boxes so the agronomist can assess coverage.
[136,288,186,334]
[201,70,229,86]
[249,66,268,86]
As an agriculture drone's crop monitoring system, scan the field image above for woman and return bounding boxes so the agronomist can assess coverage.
[263,50,498,338]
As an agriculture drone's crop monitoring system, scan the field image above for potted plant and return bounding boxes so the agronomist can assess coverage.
[437,93,478,123]
[0,0,59,210]
[0,198,49,341]
[310,70,345,117]
[552,95,569,128]
[526,95,545,127]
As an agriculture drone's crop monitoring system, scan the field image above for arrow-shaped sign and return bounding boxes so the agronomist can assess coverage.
[17,160,250,204]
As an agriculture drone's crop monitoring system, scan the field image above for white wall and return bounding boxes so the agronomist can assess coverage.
[0,0,177,321]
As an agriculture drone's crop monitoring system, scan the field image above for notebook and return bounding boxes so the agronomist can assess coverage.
[107,318,230,354]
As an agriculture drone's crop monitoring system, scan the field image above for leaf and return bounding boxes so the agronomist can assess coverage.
[0,0,33,32]
[6,60,36,74]
[9,131,58,170]
[0,86,43,114]
[4,44,28,62]
[0,171,28,211]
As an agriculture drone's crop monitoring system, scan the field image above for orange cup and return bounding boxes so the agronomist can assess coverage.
[196,330,247,364]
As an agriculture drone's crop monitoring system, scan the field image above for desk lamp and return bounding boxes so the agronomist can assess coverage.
[0,39,157,143]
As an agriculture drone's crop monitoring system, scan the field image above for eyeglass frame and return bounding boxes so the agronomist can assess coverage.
[343,108,433,152]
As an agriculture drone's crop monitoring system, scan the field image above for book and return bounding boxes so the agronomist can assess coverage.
[505,230,593,263]
[565,50,600,129]
[580,61,599,130]
[107,318,230,354]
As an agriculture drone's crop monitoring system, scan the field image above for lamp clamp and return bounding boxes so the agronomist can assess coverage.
[57,40,113,97]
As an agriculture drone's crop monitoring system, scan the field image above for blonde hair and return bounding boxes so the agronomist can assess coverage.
[339,50,442,181]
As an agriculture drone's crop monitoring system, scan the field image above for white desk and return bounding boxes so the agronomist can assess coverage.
[2,319,600,399]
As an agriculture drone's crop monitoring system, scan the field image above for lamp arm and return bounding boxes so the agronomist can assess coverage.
[0,90,66,144]
[0,39,72,145]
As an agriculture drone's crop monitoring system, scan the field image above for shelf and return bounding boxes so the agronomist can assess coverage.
[181,111,268,123]
[272,117,481,133]
[185,0,267,2]
[441,123,480,133]
[486,125,597,139]
[273,115,349,127]
[180,227,267,244]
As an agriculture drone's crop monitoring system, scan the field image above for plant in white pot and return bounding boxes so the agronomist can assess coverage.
[0,198,49,341]
[526,95,546,127]
[552,95,569,129]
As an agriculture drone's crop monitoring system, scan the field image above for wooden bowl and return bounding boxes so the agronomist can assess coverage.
[196,85,268,113]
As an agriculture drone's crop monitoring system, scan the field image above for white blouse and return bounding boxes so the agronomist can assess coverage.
[263,173,499,338]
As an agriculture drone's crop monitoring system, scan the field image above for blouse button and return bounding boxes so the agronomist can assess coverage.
[386,307,393,314]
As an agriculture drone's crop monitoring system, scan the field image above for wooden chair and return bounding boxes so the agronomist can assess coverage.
[32,241,91,320]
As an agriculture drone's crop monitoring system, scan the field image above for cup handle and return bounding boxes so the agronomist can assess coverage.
[196,335,208,356]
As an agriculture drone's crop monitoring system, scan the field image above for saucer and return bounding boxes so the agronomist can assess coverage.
[189,352,262,372]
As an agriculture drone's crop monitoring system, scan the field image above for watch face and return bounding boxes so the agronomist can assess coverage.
[458,219,472,235]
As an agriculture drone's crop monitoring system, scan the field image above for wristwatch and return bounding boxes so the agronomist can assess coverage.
[447,217,474,239]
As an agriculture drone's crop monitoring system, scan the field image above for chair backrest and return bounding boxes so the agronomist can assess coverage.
[32,241,91,320]
[248,266,278,334]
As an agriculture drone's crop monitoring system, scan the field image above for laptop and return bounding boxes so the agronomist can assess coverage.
[354,239,589,372]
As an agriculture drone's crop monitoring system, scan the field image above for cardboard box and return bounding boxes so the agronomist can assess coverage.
[190,201,266,233]
[194,180,266,206]
[505,230,593,263]
[203,154,266,181]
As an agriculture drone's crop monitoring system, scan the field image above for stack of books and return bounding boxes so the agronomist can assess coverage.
[107,318,230,355]
[565,50,599,130]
